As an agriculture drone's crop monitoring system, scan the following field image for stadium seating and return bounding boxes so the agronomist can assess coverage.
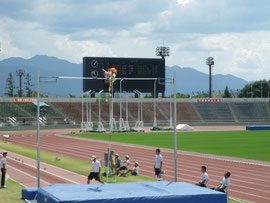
[2,99,270,128]
[0,102,66,126]
[193,103,234,121]
[230,102,270,121]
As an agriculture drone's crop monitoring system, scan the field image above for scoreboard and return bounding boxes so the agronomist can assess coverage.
[83,57,165,94]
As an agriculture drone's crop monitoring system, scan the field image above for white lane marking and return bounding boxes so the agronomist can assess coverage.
[8,157,80,184]
[8,165,51,185]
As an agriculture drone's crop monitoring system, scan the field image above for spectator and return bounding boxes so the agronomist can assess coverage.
[113,153,122,172]
[124,162,140,176]
[154,148,163,178]
[114,155,130,176]
[196,166,209,187]
[1,152,8,188]
[212,171,231,193]
[87,155,104,184]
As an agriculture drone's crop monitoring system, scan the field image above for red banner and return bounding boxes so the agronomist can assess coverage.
[13,98,37,103]
[197,99,221,103]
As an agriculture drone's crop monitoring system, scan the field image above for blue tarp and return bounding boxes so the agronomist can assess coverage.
[246,125,270,130]
[36,181,227,203]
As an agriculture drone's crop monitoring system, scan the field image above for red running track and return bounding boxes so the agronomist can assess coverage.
[2,129,270,203]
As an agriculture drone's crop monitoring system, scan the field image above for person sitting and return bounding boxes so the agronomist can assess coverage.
[211,171,231,193]
[124,162,139,176]
[111,153,121,174]
[113,155,130,176]
[196,166,209,187]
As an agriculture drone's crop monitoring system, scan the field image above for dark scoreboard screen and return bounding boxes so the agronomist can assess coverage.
[83,57,165,93]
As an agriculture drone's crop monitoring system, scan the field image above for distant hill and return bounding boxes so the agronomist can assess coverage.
[0,55,248,97]
[166,66,248,95]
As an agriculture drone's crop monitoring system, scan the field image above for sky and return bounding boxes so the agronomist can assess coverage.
[0,0,270,81]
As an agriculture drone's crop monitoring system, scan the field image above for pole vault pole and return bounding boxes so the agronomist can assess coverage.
[106,81,113,183]
[173,72,178,182]
[37,72,40,188]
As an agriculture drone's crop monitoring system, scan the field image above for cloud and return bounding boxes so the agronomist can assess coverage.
[1,0,270,81]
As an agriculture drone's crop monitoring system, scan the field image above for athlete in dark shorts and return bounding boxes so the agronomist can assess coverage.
[154,149,163,178]
[87,155,104,184]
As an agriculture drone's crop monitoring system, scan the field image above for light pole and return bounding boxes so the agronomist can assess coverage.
[119,78,125,131]
[125,91,130,130]
[134,90,140,122]
[81,90,91,131]
[206,57,214,98]
[16,69,25,97]
[153,79,157,127]
[97,90,105,132]
[88,91,95,123]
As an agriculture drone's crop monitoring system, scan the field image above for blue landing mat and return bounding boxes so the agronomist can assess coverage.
[36,181,227,203]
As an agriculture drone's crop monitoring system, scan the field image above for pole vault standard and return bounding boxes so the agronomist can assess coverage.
[37,75,178,186]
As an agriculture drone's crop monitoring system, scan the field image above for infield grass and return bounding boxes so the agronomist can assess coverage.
[0,141,153,183]
[0,179,24,203]
[66,130,270,162]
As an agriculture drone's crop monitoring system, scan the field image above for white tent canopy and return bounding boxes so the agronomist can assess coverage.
[176,124,193,131]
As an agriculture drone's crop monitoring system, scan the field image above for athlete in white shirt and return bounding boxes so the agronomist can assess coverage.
[1,152,8,188]
[87,155,104,184]
[154,148,163,178]
[124,162,140,176]
[196,166,209,187]
[212,171,231,193]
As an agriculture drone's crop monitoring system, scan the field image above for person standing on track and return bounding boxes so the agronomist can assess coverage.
[196,166,209,187]
[154,148,163,178]
[1,152,8,188]
[87,155,104,184]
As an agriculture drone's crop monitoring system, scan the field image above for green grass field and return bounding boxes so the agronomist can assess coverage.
[0,179,24,203]
[66,130,270,162]
[0,141,153,183]
[0,139,248,203]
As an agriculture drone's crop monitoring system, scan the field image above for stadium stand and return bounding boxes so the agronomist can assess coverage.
[193,103,234,122]
[230,102,270,122]
[0,101,66,127]
[2,98,270,129]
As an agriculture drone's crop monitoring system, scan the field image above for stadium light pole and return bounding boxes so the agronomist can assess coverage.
[206,57,214,98]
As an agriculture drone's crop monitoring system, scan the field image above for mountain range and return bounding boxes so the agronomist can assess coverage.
[0,55,248,97]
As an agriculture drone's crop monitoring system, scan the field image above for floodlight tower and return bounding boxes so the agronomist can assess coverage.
[16,69,25,97]
[156,46,170,59]
[206,57,214,98]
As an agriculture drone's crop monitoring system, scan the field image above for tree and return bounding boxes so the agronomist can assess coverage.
[5,72,16,97]
[24,73,33,97]
[223,86,232,98]
[238,80,269,98]
[69,94,76,98]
